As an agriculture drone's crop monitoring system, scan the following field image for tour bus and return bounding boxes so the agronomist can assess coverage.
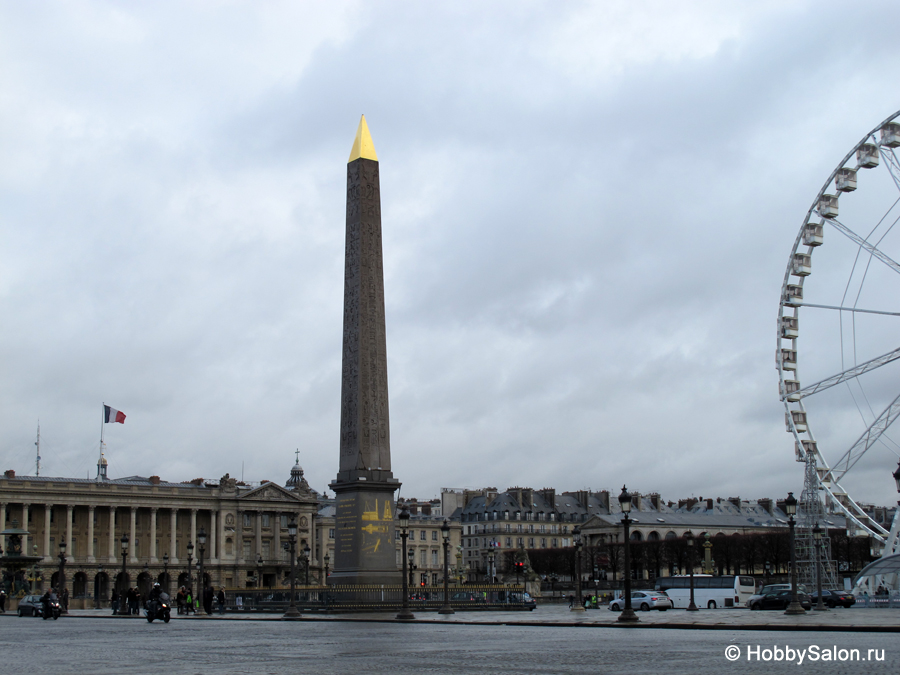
[654,575,756,609]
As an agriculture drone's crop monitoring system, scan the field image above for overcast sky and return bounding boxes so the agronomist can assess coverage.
[3,1,900,508]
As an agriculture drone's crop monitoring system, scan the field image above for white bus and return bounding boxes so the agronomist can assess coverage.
[654,575,756,609]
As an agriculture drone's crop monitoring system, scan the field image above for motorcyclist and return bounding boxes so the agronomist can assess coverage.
[41,588,58,617]
[147,583,163,617]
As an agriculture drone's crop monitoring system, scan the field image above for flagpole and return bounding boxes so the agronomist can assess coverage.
[99,403,105,463]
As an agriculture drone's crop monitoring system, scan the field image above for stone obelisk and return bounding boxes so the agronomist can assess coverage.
[329,116,401,585]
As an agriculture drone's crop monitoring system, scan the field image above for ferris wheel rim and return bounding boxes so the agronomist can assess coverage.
[777,109,900,541]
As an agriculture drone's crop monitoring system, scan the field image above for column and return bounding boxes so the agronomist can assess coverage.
[150,508,158,562]
[236,509,244,562]
[0,503,5,556]
[108,506,117,562]
[255,511,262,561]
[273,512,281,562]
[169,509,178,563]
[87,506,96,563]
[190,509,197,550]
[43,504,51,559]
[129,507,137,563]
[210,510,218,563]
[66,505,74,562]
[21,503,31,556]
[218,507,225,563]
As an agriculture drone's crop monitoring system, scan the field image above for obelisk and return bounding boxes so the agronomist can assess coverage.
[329,116,401,585]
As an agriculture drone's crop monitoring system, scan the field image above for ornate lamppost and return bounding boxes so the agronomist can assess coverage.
[396,506,414,621]
[57,539,67,614]
[784,492,806,615]
[408,546,416,587]
[95,563,104,610]
[283,515,300,619]
[455,546,463,585]
[162,553,169,595]
[324,552,330,582]
[186,540,194,613]
[439,519,454,615]
[197,527,207,616]
[813,522,827,611]
[487,550,495,584]
[119,533,130,615]
[617,485,639,623]
[685,531,698,611]
[303,544,311,586]
[256,554,263,589]
[571,526,585,612]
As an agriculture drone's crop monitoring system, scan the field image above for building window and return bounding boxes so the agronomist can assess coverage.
[516,537,523,547]
[281,515,288,528]
[552,538,558,547]
[515,512,521,521]
[540,538,546,548]
[432,531,438,541]
[562,526,568,534]
[526,512,533,521]
[505,537,512,547]
[528,538,534,548]
[328,529,335,540]
[539,525,546,534]
[242,540,251,559]
[261,514,270,528]
[420,530,426,541]
[528,524,534,534]
[420,550,427,567]
[432,573,438,586]
[551,525,557,534]
[409,530,415,541]
[431,550,438,566]
[563,538,570,547]
[550,512,556,521]
[243,513,251,527]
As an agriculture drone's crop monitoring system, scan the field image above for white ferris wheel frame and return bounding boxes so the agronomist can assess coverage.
[778,109,900,548]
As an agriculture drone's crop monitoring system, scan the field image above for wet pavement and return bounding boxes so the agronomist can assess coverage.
[0,613,896,675]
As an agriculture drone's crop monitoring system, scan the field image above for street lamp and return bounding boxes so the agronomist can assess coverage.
[685,531,698,611]
[256,554,263,589]
[162,553,169,595]
[324,552,330,583]
[487,550,495,584]
[197,527,207,616]
[617,485,639,623]
[396,506,414,620]
[408,546,416,587]
[783,492,806,615]
[186,540,194,613]
[813,522,827,611]
[571,526,585,612]
[283,515,300,619]
[119,533,130,615]
[95,563,104,610]
[303,544,311,586]
[57,540,68,614]
[439,519,454,615]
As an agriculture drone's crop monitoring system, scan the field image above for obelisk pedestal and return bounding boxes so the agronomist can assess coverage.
[329,116,401,586]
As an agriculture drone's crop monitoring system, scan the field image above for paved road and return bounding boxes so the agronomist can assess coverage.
[1,617,896,675]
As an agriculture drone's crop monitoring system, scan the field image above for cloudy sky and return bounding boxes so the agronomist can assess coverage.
[3,1,900,508]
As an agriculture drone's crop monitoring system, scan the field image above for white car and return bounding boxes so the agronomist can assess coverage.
[608,590,672,611]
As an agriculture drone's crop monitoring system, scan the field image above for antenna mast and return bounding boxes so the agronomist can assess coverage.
[35,420,41,476]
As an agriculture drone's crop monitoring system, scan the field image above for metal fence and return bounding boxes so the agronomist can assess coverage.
[223,584,531,613]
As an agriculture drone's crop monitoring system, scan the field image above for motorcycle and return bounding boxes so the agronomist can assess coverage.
[42,600,61,620]
[146,595,171,623]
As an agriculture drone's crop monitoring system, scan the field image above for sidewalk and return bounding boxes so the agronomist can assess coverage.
[42,605,900,632]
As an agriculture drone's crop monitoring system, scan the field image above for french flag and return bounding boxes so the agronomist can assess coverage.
[104,405,126,424]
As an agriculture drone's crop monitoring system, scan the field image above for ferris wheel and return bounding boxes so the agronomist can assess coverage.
[778,110,900,552]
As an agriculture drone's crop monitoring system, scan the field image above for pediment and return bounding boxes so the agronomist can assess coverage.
[239,483,301,503]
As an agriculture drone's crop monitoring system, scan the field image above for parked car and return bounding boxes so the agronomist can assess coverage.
[757,589,812,611]
[747,583,807,609]
[506,591,537,610]
[17,595,44,617]
[809,589,856,608]
[608,591,672,612]
[450,592,480,602]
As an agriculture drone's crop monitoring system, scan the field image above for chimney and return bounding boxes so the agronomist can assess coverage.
[649,494,660,510]
[728,497,741,509]
[539,488,556,508]
[149,476,161,485]
[706,498,713,510]
[757,498,773,515]
[4,469,15,479]
[523,488,534,508]
[597,490,610,512]
[632,493,642,511]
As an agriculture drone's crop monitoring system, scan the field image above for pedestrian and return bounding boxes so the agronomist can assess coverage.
[62,588,69,612]
[0,588,6,613]
[203,585,214,615]
[217,587,226,615]
[185,589,193,614]
[176,587,186,615]
[111,589,119,614]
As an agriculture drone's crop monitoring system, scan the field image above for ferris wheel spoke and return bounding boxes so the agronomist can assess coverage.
[881,149,900,191]
[822,391,900,484]
[789,345,900,400]
[797,302,900,317]
[828,218,900,276]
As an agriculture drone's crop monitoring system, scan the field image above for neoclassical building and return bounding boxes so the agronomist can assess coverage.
[0,457,319,607]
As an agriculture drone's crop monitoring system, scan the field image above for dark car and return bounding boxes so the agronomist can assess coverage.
[810,589,855,608]
[758,589,812,611]
[17,594,44,617]
[450,592,480,602]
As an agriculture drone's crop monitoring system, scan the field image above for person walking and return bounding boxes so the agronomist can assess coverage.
[203,585,214,615]
[61,588,69,612]
[0,588,7,613]
[217,588,226,615]
[111,589,119,615]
